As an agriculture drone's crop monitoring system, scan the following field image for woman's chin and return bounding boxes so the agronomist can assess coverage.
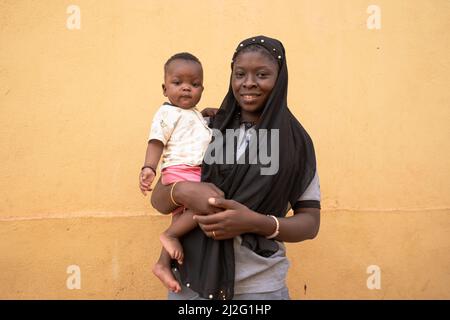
[240,105,264,116]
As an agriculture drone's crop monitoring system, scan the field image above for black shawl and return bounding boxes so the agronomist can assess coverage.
[176,36,316,300]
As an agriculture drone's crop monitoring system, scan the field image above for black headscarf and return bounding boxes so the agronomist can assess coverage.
[177,36,316,300]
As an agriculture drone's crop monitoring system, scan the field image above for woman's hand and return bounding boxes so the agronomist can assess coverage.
[193,198,321,242]
[200,107,219,118]
[193,198,259,240]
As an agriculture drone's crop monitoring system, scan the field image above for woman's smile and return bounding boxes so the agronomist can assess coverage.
[241,93,261,103]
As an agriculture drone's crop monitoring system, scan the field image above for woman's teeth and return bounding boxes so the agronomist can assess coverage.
[243,95,258,101]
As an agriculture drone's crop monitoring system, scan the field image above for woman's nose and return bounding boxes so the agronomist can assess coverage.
[243,75,256,88]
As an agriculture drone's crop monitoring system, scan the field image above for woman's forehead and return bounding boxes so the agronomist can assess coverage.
[233,51,278,70]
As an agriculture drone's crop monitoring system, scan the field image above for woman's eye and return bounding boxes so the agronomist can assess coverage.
[235,72,244,78]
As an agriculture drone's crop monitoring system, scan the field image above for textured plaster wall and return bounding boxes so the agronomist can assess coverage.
[0,0,449,299]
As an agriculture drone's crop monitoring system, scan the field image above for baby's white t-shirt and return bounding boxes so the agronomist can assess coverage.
[148,103,212,169]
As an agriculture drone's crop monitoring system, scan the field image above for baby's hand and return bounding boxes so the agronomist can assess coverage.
[139,167,156,196]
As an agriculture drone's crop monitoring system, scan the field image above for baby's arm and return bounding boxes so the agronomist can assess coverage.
[141,104,182,195]
[139,140,163,196]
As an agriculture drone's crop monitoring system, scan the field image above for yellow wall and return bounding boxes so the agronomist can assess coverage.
[1,0,449,299]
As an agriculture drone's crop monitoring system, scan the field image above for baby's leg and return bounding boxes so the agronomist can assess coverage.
[152,248,181,293]
[160,208,197,265]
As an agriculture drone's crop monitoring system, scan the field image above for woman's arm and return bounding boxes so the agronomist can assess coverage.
[150,178,225,215]
[193,198,320,242]
[268,207,320,242]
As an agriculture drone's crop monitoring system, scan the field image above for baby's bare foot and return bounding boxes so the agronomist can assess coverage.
[152,262,181,293]
[160,233,184,265]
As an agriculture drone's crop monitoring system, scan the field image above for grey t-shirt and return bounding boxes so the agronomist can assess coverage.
[233,124,321,294]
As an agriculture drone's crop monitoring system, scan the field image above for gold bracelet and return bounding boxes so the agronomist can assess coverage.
[170,182,182,207]
[266,215,280,239]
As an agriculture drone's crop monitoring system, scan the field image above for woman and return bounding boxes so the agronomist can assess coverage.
[150,35,321,300]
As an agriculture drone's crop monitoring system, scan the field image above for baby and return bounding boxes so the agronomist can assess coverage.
[139,52,213,292]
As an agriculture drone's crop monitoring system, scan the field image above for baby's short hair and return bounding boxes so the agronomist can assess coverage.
[164,52,202,74]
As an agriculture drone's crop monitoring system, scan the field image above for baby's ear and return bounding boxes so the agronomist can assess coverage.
[162,84,167,96]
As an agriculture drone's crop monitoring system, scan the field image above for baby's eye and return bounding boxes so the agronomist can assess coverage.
[172,80,181,85]
[193,83,201,88]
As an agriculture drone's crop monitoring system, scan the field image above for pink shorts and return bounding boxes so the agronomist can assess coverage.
[161,164,201,215]
[161,164,202,185]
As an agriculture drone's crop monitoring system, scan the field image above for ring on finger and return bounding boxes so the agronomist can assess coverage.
[212,231,217,238]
